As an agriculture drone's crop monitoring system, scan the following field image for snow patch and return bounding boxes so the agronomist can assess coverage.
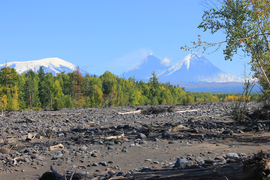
[0,57,77,75]
[183,54,192,70]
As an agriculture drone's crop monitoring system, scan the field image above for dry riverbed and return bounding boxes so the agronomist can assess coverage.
[0,102,270,179]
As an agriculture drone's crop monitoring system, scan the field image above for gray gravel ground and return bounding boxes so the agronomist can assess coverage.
[0,102,269,179]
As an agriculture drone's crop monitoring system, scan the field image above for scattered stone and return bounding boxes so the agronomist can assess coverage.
[162,131,171,139]
[91,153,98,157]
[145,159,152,162]
[174,158,190,168]
[136,133,147,139]
[239,153,247,158]
[92,162,98,166]
[0,147,10,154]
[52,151,63,160]
[195,157,204,165]
[60,149,69,154]
[168,141,177,144]
[0,102,267,180]
[222,129,234,135]
[204,159,215,165]
[116,172,124,176]
[31,154,41,160]
[226,153,239,159]
[140,167,152,172]
[80,145,87,151]
[99,162,107,166]
[122,149,128,153]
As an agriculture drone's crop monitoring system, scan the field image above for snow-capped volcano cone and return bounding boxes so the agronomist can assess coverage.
[159,52,242,82]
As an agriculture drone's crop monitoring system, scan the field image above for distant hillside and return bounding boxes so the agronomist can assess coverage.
[0,57,86,76]
[121,52,258,92]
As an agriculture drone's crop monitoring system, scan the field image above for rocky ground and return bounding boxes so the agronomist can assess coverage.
[0,102,270,180]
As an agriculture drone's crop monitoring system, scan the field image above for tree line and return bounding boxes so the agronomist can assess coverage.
[0,65,258,111]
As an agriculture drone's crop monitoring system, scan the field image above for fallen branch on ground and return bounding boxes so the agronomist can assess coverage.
[175,109,199,113]
[118,110,141,115]
[101,133,125,140]
[50,144,64,151]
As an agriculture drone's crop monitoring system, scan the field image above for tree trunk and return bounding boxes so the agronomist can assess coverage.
[50,94,52,110]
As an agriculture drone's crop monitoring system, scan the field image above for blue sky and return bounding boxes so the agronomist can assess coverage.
[0,0,252,78]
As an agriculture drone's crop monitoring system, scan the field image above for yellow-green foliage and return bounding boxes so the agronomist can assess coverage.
[0,66,261,110]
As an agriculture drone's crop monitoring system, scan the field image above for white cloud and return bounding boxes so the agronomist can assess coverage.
[161,57,172,67]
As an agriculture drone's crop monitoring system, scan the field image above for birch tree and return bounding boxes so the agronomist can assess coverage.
[181,0,270,97]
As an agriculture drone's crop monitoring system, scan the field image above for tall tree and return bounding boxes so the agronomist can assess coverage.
[55,71,71,95]
[37,66,48,108]
[22,70,40,109]
[149,71,159,89]
[182,0,270,97]
[0,66,21,110]
[100,71,117,95]
[74,66,84,100]
[51,80,65,110]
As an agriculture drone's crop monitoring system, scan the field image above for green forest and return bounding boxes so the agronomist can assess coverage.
[0,66,259,111]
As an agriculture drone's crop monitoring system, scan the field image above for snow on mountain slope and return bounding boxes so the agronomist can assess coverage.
[122,52,243,83]
[159,52,242,82]
[166,53,208,75]
[0,57,80,75]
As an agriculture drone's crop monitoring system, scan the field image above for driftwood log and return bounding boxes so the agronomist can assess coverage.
[49,144,64,151]
[117,107,200,116]
[39,151,270,180]
[118,110,142,115]
[175,109,199,113]
[101,133,125,140]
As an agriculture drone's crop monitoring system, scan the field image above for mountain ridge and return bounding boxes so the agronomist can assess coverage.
[1,54,254,92]
[122,52,243,83]
[0,57,86,76]
[159,53,242,82]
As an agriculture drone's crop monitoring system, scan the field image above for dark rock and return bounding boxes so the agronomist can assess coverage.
[136,133,147,139]
[204,159,215,164]
[92,162,98,166]
[122,149,128,153]
[168,141,177,144]
[222,129,234,135]
[116,172,124,176]
[91,153,97,157]
[99,161,107,166]
[162,131,171,139]
[108,146,114,150]
[140,167,152,172]
[195,157,204,164]
[174,158,189,168]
